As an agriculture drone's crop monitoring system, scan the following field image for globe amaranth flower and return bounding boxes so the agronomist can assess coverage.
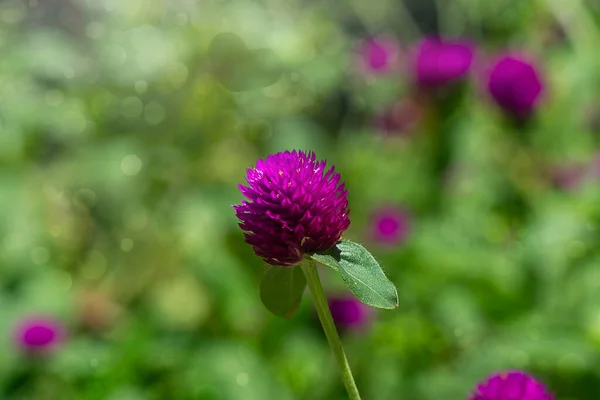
[328,294,372,332]
[234,151,350,266]
[14,316,65,354]
[370,206,411,246]
[357,36,399,74]
[488,55,543,117]
[414,36,474,87]
[469,371,554,400]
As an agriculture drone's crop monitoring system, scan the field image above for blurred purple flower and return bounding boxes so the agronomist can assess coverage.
[328,294,371,331]
[487,55,543,117]
[469,370,554,400]
[356,36,399,74]
[414,36,474,87]
[370,206,411,246]
[234,151,350,266]
[373,99,422,137]
[14,316,65,354]
[550,163,586,190]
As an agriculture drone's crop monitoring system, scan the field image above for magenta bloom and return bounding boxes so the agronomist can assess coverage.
[370,206,411,246]
[488,55,543,116]
[14,316,65,353]
[469,371,554,400]
[414,36,474,87]
[234,151,350,266]
[328,294,371,331]
[357,37,399,74]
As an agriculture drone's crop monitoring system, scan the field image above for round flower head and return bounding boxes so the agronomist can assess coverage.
[487,55,543,117]
[370,206,411,246]
[357,36,399,74]
[414,36,474,87]
[234,151,350,266]
[469,371,554,400]
[328,294,371,332]
[14,316,65,354]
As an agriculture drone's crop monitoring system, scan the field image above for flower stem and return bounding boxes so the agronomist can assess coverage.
[300,258,362,400]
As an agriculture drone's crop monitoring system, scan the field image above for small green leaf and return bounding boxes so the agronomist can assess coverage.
[309,240,398,309]
[259,265,306,318]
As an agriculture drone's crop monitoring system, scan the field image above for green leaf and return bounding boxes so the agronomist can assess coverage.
[259,265,306,318]
[309,240,398,309]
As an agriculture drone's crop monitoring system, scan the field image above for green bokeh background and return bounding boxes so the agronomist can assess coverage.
[1,0,600,399]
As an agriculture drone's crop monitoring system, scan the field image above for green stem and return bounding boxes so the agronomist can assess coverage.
[300,258,362,400]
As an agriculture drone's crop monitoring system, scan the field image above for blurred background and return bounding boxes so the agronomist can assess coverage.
[2,0,600,399]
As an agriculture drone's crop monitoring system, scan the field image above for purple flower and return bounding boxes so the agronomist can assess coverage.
[469,371,554,400]
[487,55,544,117]
[14,316,65,354]
[414,36,474,87]
[328,294,371,331]
[370,206,411,246]
[550,163,586,190]
[234,151,350,266]
[357,36,399,74]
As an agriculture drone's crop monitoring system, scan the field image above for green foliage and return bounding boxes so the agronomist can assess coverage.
[260,265,306,318]
[1,0,600,398]
[310,241,399,309]
[209,33,283,92]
